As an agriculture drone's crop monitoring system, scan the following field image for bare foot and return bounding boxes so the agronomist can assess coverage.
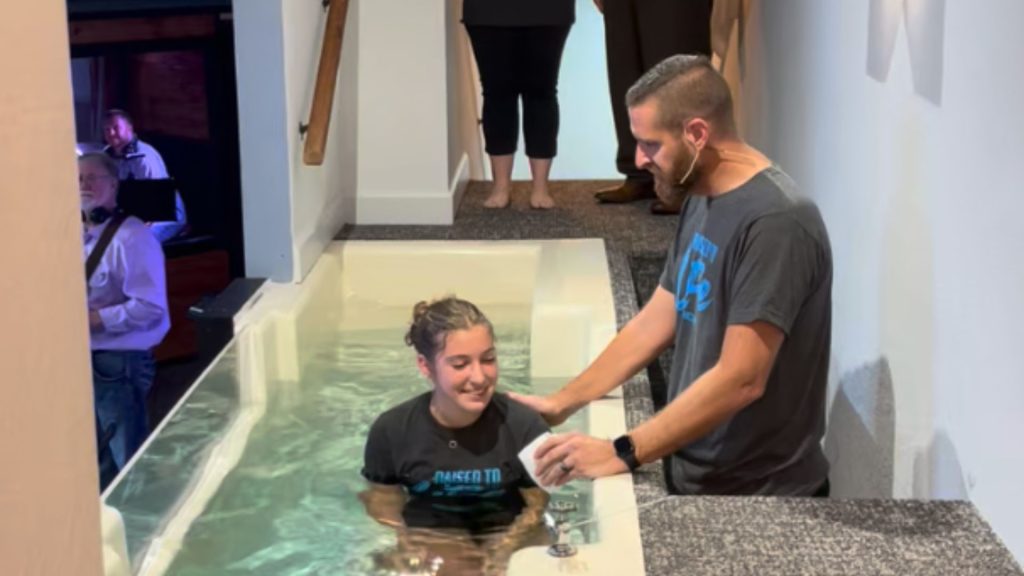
[483,184,511,208]
[529,186,555,209]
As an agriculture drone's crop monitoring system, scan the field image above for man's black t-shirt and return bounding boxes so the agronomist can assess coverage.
[362,392,549,529]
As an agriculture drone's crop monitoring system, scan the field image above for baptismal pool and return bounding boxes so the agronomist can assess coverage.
[102,240,644,576]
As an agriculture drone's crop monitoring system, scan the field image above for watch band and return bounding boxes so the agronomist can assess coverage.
[614,434,640,471]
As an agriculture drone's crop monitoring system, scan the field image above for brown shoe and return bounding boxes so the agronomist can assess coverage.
[650,198,682,215]
[594,180,655,203]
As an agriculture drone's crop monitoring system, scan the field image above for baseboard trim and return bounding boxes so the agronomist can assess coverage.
[355,154,469,225]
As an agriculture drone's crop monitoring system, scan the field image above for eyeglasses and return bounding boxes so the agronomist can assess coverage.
[79,174,116,186]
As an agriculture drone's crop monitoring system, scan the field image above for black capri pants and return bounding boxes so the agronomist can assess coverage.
[465,25,571,159]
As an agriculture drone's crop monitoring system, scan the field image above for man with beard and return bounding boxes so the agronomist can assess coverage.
[512,55,834,498]
[102,109,188,243]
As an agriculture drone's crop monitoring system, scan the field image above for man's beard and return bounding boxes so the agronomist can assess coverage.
[651,146,700,205]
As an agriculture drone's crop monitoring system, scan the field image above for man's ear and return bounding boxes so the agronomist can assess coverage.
[684,118,711,150]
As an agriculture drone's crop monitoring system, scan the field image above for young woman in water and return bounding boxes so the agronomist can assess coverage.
[361,297,551,574]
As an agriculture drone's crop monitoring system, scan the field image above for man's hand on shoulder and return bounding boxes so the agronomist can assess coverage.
[507,391,573,427]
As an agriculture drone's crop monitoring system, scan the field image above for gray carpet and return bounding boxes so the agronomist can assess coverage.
[337,180,678,257]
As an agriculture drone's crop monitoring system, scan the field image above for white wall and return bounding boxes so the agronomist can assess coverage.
[447,0,484,187]
[234,0,295,282]
[0,1,103,574]
[283,0,358,280]
[724,0,1024,562]
[234,0,357,282]
[354,0,458,224]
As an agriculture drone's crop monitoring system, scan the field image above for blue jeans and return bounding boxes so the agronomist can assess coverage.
[92,350,155,473]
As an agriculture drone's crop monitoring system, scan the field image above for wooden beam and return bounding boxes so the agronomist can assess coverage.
[69,15,216,46]
[303,0,350,166]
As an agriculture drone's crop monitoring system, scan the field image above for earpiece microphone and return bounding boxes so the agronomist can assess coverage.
[678,139,701,186]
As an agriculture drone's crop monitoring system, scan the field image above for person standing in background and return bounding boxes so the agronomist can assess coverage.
[80,153,170,478]
[103,109,189,242]
[592,0,713,215]
[463,0,574,209]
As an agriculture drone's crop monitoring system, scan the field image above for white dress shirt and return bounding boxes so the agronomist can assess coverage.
[84,216,170,351]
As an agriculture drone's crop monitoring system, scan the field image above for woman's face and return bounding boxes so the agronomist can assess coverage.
[419,324,498,419]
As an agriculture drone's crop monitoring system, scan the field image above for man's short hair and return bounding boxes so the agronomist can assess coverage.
[103,108,134,127]
[79,152,120,180]
[625,55,737,136]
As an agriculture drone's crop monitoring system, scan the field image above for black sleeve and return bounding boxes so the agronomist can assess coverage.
[728,213,822,335]
[503,394,551,448]
[520,409,550,449]
[361,416,400,485]
[519,411,549,489]
[503,395,551,488]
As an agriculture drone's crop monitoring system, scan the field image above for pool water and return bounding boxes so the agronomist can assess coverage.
[106,309,593,575]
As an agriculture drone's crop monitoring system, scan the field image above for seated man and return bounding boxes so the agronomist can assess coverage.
[80,153,170,475]
[102,109,188,243]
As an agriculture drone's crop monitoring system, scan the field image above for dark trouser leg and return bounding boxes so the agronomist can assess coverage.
[92,350,155,471]
[466,26,520,156]
[604,0,713,182]
[603,0,647,182]
[635,0,712,69]
[520,25,571,160]
[811,478,831,498]
[95,413,119,490]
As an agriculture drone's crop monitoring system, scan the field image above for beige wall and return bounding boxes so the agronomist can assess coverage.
[0,1,103,575]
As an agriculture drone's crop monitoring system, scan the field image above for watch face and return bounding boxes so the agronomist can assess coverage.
[614,435,633,455]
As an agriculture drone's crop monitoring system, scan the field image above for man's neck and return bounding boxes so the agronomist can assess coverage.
[83,204,118,230]
[111,137,137,156]
[694,139,771,198]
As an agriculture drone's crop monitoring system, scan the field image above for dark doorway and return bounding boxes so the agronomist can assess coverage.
[69,1,244,429]
[69,3,244,279]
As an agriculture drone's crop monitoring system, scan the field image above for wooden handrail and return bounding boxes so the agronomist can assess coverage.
[303,0,350,166]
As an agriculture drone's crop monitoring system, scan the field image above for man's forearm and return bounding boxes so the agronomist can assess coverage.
[631,322,782,466]
[96,299,166,334]
[630,365,764,465]
[556,315,672,412]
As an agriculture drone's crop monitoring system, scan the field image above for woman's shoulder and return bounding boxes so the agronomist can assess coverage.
[492,393,549,436]
[493,391,540,414]
[371,392,430,431]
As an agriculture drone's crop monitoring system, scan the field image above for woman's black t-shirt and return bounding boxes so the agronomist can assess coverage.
[362,392,549,529]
